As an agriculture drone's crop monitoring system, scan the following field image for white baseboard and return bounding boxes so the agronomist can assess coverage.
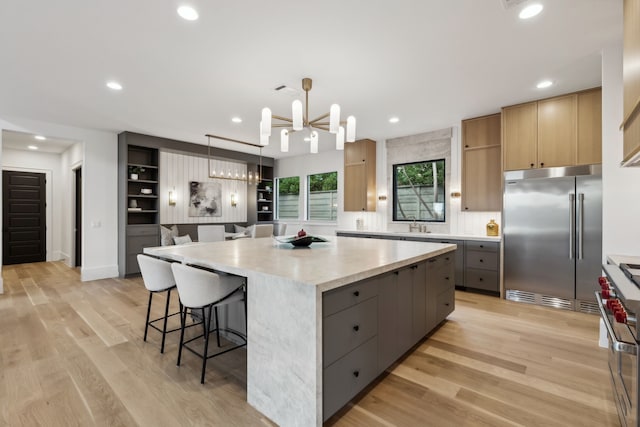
[81,264,119,282]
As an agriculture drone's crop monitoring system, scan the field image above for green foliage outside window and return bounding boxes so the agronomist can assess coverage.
[278,176,299,195]
[308,172,337,192]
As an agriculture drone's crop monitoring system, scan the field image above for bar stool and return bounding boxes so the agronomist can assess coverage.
[137,254,183,354]
[170,263,247,384]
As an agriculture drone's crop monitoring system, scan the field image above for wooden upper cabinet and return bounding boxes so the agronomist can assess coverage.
[502,102,537,171]
[461,114,502,211]
[462,113,501,149]
[344,139,376,211]
[623,0,640,163]
[537,94,576,168]
[577,88,602,165]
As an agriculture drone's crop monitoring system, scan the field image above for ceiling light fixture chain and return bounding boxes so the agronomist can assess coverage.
[260,77,356,153]
[206,134,262,184]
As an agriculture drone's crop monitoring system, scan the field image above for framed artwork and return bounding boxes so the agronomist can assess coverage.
[188,181,222,217]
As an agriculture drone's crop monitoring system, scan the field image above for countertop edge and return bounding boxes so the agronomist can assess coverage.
[336,229,501,243]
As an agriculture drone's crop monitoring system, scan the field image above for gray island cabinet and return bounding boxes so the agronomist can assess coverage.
[145,236,455,426]
[322,253,454,420]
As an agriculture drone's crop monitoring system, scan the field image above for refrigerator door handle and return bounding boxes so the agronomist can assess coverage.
[569,193,575,259]
[578,193,584,259]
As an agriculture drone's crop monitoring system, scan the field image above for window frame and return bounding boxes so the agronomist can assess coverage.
[392,158,446,223]
[306,171,338,222]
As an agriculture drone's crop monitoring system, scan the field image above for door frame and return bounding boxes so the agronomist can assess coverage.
[2,166,53,262]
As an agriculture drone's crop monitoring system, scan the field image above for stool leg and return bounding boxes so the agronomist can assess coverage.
[214,306,221,347]
[201,305,213,384]
[144,292,153,342]
[161,288,172,353]
[177,305,187,366]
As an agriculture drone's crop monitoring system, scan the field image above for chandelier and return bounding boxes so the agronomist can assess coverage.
[206,134,262,184]
[259,77,356,153]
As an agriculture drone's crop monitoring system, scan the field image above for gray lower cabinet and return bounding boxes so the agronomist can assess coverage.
[464,241,500,292]
[322,253,454,421]
[126,225,160,275]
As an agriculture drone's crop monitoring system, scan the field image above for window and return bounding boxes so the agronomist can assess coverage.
[276,176,300,219]
[307,172,338,221]
[393,159,446,222]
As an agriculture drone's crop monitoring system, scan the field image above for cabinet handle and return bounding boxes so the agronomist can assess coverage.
[428,259,437,263]
[530,163,534,168]
[445,277,449,281]
[394,271,400,275]
[411,265,418,270]
[479,278,483,281]
[480,259,484,263]
[464,207,468,210]
[540,162,544,167]
[445,303,450,307]
[479,245,484,248]
[465,144,469,148]
[353,325,360,332]
[445,257,450,261]
[353,290,360,297]
[353,370,360,378]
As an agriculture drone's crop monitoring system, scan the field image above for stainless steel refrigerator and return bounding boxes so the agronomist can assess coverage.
[503,165,602,312]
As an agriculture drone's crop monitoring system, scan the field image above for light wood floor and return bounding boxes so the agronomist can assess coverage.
[0,262,618,426]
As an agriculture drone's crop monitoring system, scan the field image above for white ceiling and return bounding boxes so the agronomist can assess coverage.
[0,0,622,159]
[2,130,76,154]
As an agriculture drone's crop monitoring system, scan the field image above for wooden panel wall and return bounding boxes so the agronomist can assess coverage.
[159,151,248,225]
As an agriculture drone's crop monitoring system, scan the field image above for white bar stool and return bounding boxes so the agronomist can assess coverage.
[137,254,183,354]
[171,263,247,384]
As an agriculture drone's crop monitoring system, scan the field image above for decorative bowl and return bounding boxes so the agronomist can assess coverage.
[275,235,328,247]
[140,188,152,195]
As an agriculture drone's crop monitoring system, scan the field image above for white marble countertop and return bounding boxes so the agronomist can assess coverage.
[145,235,456,293]
[335,229,502,243]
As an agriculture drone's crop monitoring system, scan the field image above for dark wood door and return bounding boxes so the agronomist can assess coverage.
[75,167,82,267]
[3,170,46,265]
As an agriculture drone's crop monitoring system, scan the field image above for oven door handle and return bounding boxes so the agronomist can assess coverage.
[596,292,638,355]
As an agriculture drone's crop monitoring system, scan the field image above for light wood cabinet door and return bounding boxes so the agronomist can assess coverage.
[462,113,501,149]
[577,88,602,165]
[463,146,502,212]
[623,0,640,162]
[344,139,376,211]
[537,94,576,168]
[502,102,537,171]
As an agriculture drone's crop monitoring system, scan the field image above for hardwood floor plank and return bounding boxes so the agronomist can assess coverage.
[70,299,129,347]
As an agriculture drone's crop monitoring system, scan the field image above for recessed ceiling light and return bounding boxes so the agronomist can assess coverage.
[519,3,543,19]
[536,79,553,89]
[231,117,242,123]
[389,117,400,124]
[28,145,38,150]
[106,81,123,91]
[34,135,46,140]
[177,5,199,21]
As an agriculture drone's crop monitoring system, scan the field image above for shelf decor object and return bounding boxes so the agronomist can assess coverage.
[275,235,329,247]
[206,134,263,184]
[260,77,356,153]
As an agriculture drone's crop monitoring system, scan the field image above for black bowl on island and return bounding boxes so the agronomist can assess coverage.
[275,235,328,247]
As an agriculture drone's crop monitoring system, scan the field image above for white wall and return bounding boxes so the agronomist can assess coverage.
[0,116,118,282]
[159,150,248,225]
[1,148,63,261]
[602,44,640,258]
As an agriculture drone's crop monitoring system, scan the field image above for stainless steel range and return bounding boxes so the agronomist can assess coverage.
[598,262,640,427]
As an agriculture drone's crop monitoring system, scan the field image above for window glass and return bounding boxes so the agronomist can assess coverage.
[276,176,300,219]
[307,172,338,221]
[392,159,446,222]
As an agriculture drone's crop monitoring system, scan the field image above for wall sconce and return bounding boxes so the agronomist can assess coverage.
[450,191,461,198]
[230,192,237,207]
[168,187,177,206]
[378,194,388,202]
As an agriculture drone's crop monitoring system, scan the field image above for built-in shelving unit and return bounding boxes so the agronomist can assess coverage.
[257,166,274,222]
[118,137,161,276]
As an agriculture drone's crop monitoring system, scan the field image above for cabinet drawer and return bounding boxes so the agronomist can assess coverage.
[323,278,378,318]
[427,255,454,294]
[465,241,499,253]
[127,224,159,237]
[323,296,378,368]
[465,250,498,270]
[465,268,499,292]
[323,336,378,421]
[435,288,455,323]
[127,234,160,255]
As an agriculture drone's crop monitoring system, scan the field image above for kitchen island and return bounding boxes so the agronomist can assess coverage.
[145,236,456,426]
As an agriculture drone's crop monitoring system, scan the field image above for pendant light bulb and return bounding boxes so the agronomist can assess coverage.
[329,104,340,133]
[292,100,303,131]
[336,126,345,150]
[260,122,269,146]
[281,129,289,152]
[346,116,356,142]
[261,108,272,136]
[310,131,318,154]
